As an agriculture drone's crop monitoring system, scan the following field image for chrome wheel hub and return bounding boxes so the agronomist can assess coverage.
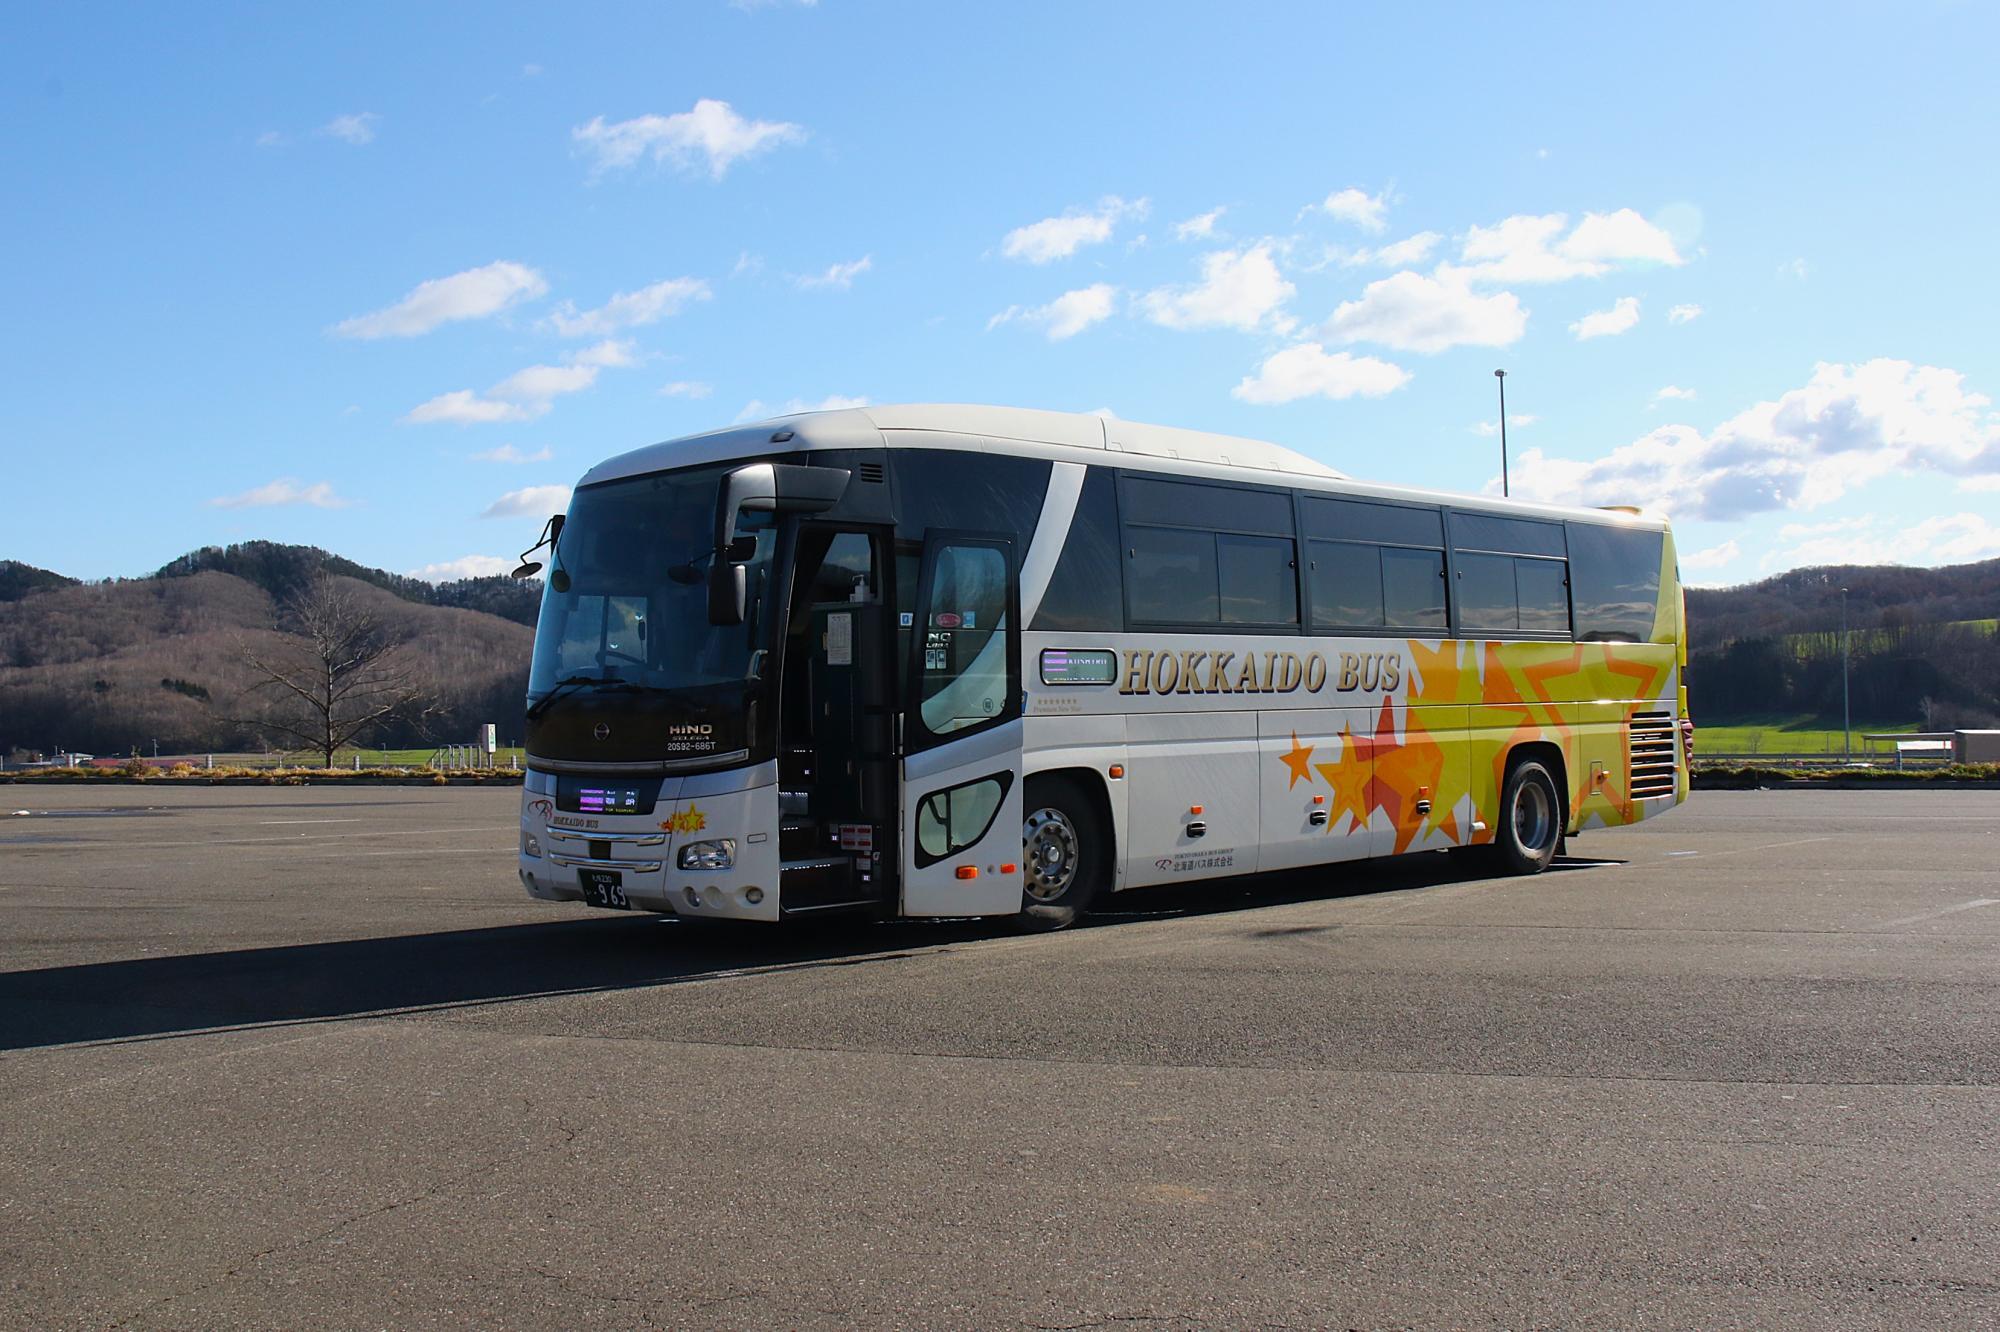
[1022,806,1080,902]
[1513,780,1555,852]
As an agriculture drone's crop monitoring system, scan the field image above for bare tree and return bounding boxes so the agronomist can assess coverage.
[237,574,432,766]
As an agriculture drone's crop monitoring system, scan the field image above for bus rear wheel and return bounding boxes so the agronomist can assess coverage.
[1018,777,1105,931]
[1494,758,1563,875]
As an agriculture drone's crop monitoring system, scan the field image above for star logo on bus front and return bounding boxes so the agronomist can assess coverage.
[660,807,707,835]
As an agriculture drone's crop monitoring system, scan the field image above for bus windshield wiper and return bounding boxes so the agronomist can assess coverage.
[525,675,643,720]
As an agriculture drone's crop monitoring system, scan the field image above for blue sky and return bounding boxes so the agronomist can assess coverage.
[6,2,1997,587]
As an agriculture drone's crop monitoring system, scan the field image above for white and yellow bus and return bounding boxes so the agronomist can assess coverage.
[515,405,1689,928]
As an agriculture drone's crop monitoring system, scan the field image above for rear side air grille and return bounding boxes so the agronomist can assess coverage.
[858,462,885,483]
[1628,711,1677,799]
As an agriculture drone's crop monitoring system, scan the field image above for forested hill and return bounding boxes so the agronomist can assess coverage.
[1685,557,2000,726]
[1686,557,2000,653]
[0,543,540,758]
[153,542,541,626]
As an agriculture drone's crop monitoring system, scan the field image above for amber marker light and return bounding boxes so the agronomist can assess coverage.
[1189,805,1203,816]
[1108,764,1125,779]
[955,866,979,879]
[1000,862,1018,874]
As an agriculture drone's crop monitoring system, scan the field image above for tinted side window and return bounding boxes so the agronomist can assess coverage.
[1128,527,1218,622]
[1124,477,1292,533]
[1382,548,1446,628]
[1031,466,1123,632]
[1301,496,1444,547]
[1567,523,1664,642]
[1516,558,1571,633]
[893,450,1052,546]
[1456,553,1518,631]
[1309,540,1383,627]
[1218,534,1297,624]
[1451,512,1567,557]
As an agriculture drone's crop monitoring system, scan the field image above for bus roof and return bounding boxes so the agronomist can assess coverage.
[579,403,1668,530]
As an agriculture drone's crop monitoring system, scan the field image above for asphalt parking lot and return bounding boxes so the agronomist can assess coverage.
[1,784,1995,1330]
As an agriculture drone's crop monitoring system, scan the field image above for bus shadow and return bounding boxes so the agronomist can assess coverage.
[0,853,1624,1052]
[0,914,990,1052]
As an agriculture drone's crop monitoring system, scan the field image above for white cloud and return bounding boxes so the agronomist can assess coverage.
[408,555,513,581]
[1361,232,1441,268]
[1652,385,1698,405]
[1232,343,1411,404]
[1570,296,1640,340]
[989,283,1119,340]
[1319,187,1389,232]
[1778,257,1810,281]
[660,380,713,399]
[481,485,573,519]
[1139,244,1294,332]
[255,130,285,148]
[1958,474,2000,493]
[1000,197,1146,264]
[1506,359,2000,521]
[471,444,553,464]
[1668,303,1703,324]
[320,112,380,145]
[795,255,872,291]
[542,276,710,337]
[208,479,351,510]
[1451,208,1683,284]
[1470,415,1536,437]
[1774,513,2000,568]
[566,339,637,368]
[572,100,805,179]
[1327,270,1526,353]
[334,261,548,339]
[406,348,624,426]
[1679,540,1740,574]
[1174,208,1224,241]
[733,395,869,423]
[403,390,536,426]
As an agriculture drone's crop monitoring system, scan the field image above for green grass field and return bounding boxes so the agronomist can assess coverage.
[1697,715,1919,756]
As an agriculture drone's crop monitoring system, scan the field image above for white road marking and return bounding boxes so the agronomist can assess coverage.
[1874,898,2000,929]
[257,818,365,825]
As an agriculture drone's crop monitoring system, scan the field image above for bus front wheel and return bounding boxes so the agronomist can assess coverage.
[1018,777,1105,931]
[1495,758,1563,875]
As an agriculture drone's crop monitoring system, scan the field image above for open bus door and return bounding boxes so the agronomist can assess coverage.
[900,531,1025,917]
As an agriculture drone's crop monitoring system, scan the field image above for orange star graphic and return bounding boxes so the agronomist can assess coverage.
[1279,731,1315,789]
[1313,729,1371,833]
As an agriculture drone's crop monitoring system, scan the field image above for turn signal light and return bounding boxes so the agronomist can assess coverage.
[1189,805,1203,816]
[1000,862,1018,874]
[1108,764,1125,779]
[955,866,979,880]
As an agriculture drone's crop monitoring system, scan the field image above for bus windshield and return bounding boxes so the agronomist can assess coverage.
[527,465,778,703]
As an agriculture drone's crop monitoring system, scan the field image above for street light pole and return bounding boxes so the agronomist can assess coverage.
[1494,369,1509,497]
[1840,586,1851,762]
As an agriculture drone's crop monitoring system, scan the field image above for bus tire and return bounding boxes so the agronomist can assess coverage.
[1017,777,1106,931]
[1495,758,1563,875]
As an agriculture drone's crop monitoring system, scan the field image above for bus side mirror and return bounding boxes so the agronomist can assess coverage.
[707,561,746,626]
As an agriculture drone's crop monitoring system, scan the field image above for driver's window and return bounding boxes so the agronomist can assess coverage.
[919,544,1011,736]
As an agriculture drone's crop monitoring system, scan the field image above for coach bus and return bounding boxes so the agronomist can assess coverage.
[514,404,1689,928]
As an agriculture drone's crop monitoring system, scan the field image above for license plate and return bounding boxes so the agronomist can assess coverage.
[579,868,629,910]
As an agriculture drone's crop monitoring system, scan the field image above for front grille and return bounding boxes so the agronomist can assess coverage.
[1629,711,1677,799]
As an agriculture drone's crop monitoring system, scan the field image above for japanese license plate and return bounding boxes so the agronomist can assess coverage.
[579,868,629,910]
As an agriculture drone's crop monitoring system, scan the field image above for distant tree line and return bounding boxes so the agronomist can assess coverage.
[152,542,543,626]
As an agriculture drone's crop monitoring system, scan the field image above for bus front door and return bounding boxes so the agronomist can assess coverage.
[900,532,1024,917]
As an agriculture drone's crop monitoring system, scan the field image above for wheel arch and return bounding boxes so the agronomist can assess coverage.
[1022,764,1120,887]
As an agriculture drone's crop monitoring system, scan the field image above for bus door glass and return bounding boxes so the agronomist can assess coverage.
[901,532,1024,916]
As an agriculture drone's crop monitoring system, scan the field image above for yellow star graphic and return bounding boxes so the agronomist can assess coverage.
[1279,731,1315,789]
[1313,730,1371,833]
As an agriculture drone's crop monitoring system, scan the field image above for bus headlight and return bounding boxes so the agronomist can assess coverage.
[521,830,542,858]
[678,839,736,871]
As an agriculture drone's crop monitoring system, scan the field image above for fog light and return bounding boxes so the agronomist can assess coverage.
[745,887,764,905]
[678,839,736,871]
[521,831,541,858]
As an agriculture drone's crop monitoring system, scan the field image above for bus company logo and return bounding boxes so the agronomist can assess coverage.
[1156,851,1235,873]
[592,723,611,741]
[528,798,555,820]
[660,806,707,835]
[1117,648,1403,698]
[668,723,713,737]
